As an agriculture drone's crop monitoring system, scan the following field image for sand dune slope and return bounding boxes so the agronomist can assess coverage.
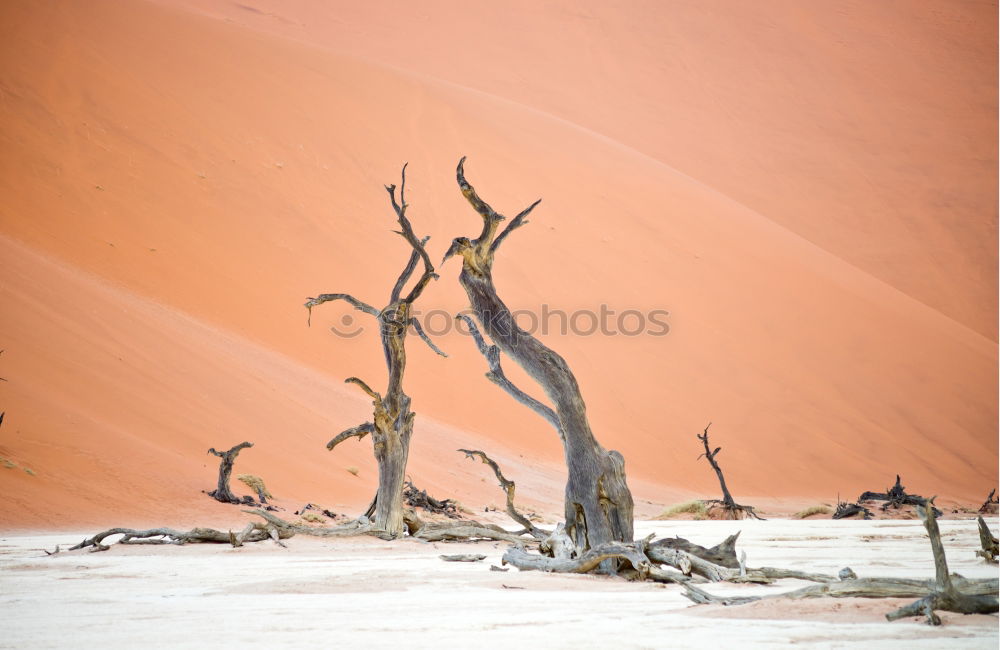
[0,0,995,527]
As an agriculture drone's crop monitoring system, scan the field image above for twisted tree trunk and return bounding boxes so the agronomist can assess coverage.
[306,165,443,539]
[207,441,253,504]
[444,157,634,552]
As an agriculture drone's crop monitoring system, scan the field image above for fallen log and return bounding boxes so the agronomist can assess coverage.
[68,523,291,552]
[648,532,740,568]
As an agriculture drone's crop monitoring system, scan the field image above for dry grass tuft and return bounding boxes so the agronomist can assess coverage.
[299,512,325,524]
[345,466,359,476]
[656,500,708,520]
[236,474,273,499]
[794,505,832,519]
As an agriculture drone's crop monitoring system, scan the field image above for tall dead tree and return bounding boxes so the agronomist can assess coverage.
[207,441,254,504]
[305,164,444,539]
[696,424,762,520]
[444,157,634,552]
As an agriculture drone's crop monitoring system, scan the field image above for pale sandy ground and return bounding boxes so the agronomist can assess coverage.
[2,519,997,648]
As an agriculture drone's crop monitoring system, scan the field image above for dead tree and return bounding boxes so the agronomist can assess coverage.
[207,441,254,504]
[696,424,762,520]
[305,164,444,539]
[444,157,634,553]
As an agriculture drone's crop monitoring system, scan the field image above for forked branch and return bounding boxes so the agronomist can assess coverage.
[456,314,559,431]
[458,448,548,539]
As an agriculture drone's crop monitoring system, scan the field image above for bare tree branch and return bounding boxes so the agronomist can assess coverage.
[408,318,447,357]
[390,236,430,303]
[328,422,375,450]
[458,448,548,539]
[344,376,380,401]
[304,293,378,326]
[491,199,541,254]
[456,314,559,431]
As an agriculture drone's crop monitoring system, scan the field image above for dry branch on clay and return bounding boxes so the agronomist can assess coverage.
[682,498,999,625]
[67,522,292,552]
[695,424,762,520]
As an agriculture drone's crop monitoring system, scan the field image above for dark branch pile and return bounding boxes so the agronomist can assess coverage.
[402,480,461,519]
[206,441,255,505]
[695,424,762,520]
[833,500,873,520]
[858,475,941,518]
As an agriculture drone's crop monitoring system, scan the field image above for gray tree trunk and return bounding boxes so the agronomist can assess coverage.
[445,157,634,551]
[306,165,443,539]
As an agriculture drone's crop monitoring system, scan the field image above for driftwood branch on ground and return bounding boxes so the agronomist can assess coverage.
[68,523,292,552]
[681,498,999,624]
[207,441,255,504]
[695,425,762,520]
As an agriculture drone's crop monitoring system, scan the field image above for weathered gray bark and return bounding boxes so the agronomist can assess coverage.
[445,157,634,554]
[696,425,762,520]
[306,164,443,539]
[69,523,292,552]
[207,441,254,504]
[976,515,998,563]
[681,498,1000,624]
[886,500,998,623]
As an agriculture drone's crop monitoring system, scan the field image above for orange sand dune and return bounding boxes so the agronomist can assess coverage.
[0,0,995,529]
